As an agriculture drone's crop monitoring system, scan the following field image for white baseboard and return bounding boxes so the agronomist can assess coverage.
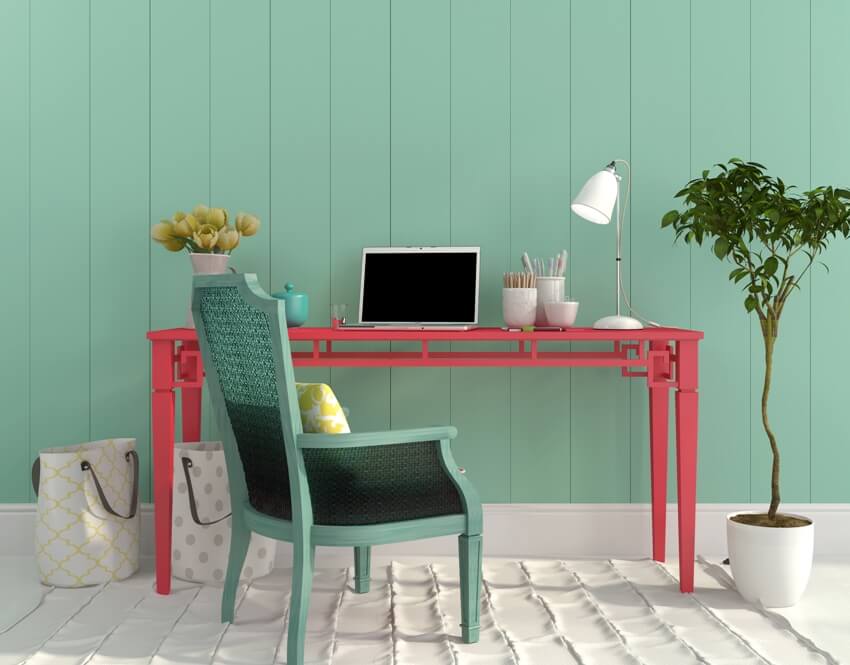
[4,503,848,564]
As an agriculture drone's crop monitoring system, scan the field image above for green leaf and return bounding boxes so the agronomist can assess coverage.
[745,295,757,312]
[661,210,679,228]
[713,238,730,259]
[763,256,779,277]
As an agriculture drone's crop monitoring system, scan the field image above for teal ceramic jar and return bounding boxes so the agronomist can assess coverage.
[272,283,309,327]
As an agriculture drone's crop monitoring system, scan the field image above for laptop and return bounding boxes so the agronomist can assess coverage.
[353,246,480,330]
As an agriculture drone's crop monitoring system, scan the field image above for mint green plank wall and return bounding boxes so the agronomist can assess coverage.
[150,0,209,333]
[6,0,850,505]
[749,0,811,504]
[329,0,392,433]
[690,0,752,503]
[569,0,631,502]
[90,0,151,500]
[271,0,331,389]
[450,0,511,502]
[509,0,571,502]
[28,0,90,500]
[207,0,270,442]
[629,0,690,503]
[150,0,210,460]
[0,0,29,501]
[811,0,850,501]
[389,0,452,431]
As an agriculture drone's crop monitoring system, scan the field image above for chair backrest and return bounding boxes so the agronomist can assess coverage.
[191,273,307,524]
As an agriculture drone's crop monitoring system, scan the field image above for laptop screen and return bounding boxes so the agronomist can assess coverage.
[359,248,479,324]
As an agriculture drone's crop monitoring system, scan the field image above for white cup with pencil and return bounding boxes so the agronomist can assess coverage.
[502,272,537,328]
[521,250,576,327]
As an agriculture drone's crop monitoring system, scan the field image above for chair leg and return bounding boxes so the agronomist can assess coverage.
[221,514,250,623]
[354,546,371,594]
[458,533,482,644]
[287,537,314,665]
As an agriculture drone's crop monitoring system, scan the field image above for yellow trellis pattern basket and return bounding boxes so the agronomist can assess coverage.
[33,438,140,587]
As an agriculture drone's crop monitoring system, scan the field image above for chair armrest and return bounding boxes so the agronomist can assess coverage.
[297,426,458,450]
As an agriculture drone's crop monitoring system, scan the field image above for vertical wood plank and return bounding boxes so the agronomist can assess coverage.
[271,0,331,388]
[389,0,451,430]
[29,0,90,493]
[689,0,751,503]
[90,0,151,500]
[509,0,571,502]
[451,0,511,502]
[208,0,270,440]
[750,0,811,504]
[629,0,690,502]
[150,0,209,452]
[0,0,29,501]
[330,0,391,431]
[210,0,270,291]
[811,0,850,502]
[150,0,209,332]
[569,0,631,502]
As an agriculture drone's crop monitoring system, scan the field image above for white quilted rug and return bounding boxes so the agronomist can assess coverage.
[0,558,840,665]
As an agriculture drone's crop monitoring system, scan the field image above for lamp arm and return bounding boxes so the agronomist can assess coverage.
[612,159,661,327]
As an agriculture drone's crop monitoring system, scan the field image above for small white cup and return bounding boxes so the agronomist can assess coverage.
[544,300,579,328]
[502,288,537,328]
[535,276,565,325]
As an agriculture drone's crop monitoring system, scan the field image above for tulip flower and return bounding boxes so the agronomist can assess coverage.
[151,221,187,251]
[161,236,187,251]
[151,220,176,242]
[153,204,259,255]
[216,227,240,252]
[207,207,227,229]
[192,204,210,224]
[193,224,220,250]
[236,212,261,236]
[173,216,196,238]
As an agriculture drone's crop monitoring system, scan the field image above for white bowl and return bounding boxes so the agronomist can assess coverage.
[544,300,579,328]
[502,288,537,328]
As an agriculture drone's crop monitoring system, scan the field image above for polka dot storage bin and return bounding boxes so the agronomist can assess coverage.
[172,442,276,584]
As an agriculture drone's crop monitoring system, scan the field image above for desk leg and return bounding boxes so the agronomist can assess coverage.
[675,340,699,593]
[151,341,176,595]
[648,341,670,562]
[180,341,202,442]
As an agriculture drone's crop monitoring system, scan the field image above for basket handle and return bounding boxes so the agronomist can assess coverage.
[80,450,139,520]
[32,458,40,496]
[180,456,232,526]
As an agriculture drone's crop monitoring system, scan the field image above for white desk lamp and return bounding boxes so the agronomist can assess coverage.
[571,159,645,330]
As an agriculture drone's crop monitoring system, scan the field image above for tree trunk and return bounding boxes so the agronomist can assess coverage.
[761,318,781,521]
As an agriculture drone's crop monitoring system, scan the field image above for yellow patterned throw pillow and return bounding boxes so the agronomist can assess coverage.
[295,383,350,434]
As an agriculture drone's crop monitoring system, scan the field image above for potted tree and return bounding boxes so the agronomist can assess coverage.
[662,159,850,607]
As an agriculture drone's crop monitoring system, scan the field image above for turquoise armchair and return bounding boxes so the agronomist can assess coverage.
[191,273,483,665]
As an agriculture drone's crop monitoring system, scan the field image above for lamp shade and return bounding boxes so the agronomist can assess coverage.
[571,166,619,225]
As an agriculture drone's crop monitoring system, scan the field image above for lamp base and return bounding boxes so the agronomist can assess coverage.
[592,314,644,330]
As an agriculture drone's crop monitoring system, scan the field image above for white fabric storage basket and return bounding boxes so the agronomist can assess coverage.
[34,438,140,587]
[172,442,276,584]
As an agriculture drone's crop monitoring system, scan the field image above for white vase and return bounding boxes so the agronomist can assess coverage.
[726,511,814,607]
[186,253,230,328]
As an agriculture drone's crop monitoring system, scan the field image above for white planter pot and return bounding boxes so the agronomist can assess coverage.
[727,511,814,607]
[186,253,230,327]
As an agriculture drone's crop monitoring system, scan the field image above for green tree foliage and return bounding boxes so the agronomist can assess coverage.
[662,159,850,521]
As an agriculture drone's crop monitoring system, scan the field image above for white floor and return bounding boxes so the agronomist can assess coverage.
[0,555,847,664]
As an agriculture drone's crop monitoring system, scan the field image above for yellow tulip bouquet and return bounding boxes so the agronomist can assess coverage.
[151,204,261,254]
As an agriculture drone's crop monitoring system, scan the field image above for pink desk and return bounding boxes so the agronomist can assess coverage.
[148,326,702,594]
